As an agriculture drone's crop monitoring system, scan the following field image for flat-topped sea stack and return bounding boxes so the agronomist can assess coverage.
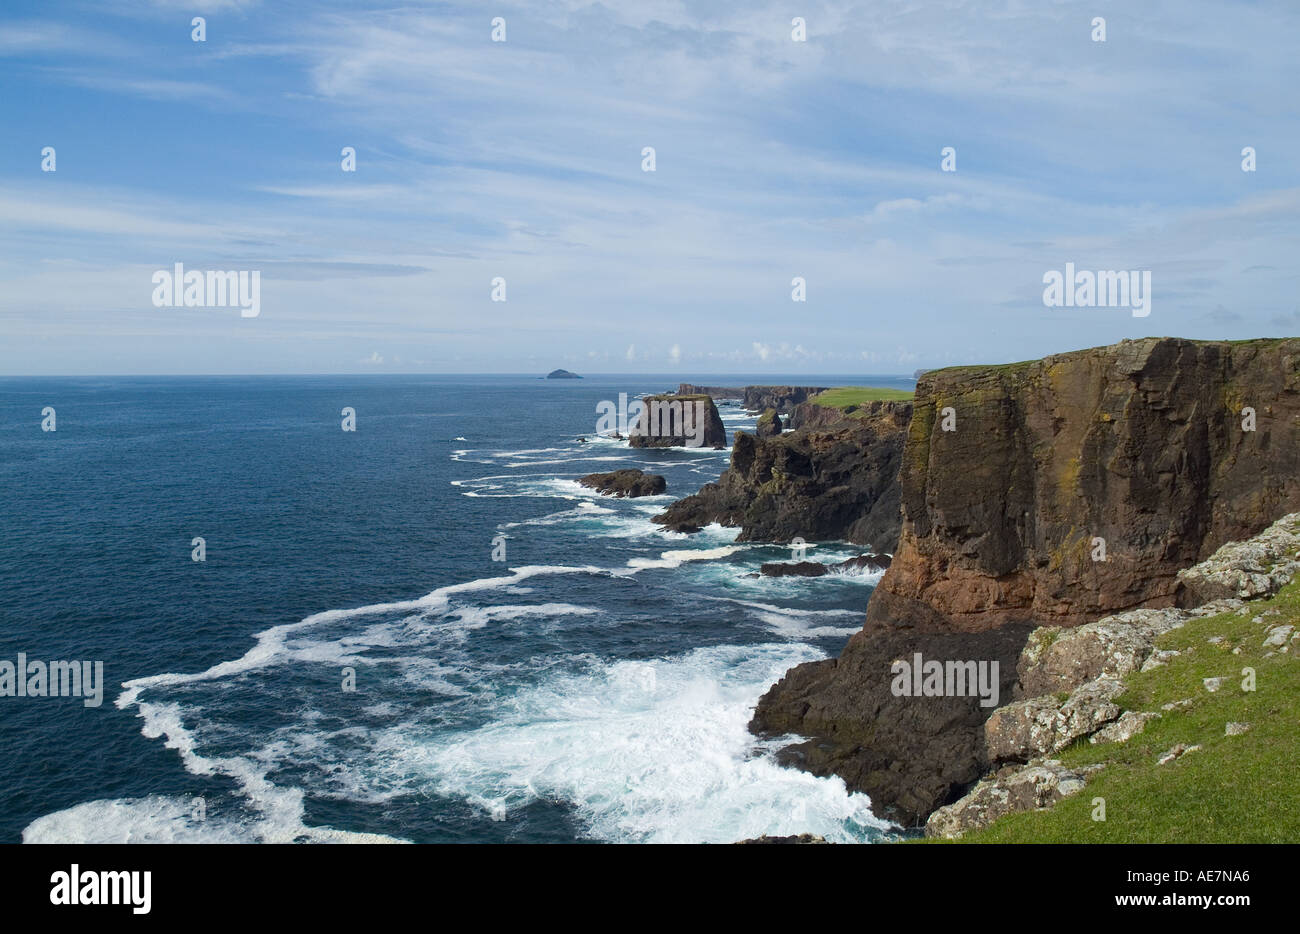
[752,337,1300,825]
[628,393,726,449]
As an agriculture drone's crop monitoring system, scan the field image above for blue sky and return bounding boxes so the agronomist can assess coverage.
[1,0,1297,375]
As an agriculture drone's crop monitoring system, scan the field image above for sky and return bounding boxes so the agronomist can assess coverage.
[1,0,1297,375]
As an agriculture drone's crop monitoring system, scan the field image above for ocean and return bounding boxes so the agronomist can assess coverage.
[0,374,914,844]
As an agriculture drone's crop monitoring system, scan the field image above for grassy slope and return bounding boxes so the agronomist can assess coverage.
[942,581,1300,843]
[809,386,914,408]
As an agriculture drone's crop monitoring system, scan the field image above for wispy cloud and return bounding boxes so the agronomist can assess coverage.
[1,1,1297,374]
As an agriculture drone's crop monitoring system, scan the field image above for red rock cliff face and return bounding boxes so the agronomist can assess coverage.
[870,336,1300,632]
[751,337,1300,825]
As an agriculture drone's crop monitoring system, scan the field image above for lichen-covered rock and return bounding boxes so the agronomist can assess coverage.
[1017,609,1186,698]
[1175,512,1300,606]
[1090,710,1160,745]
[924,759,1100,839]
[985,677,1125,762]
[1263,624,1294,648]
[1140,648,1181,672]
[1157,743,1201,765]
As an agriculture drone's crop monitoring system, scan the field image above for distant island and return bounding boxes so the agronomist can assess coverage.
[546,369,582,379]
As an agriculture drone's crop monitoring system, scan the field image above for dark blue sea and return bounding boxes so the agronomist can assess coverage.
[0,374,914,844]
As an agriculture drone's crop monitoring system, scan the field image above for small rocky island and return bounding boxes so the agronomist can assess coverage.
[545,369,582,379]
[578,468,666,497]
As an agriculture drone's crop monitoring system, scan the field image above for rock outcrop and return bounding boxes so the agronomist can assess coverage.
[755,409,782,438]
[654,401,911,547]
[925,759,1100,839]
[753,338,1300,826]
[628,394,726,449]
[759,554,892,578]
[578,469,666,498]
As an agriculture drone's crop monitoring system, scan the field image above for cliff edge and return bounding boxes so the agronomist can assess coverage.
[752,337,1300,825]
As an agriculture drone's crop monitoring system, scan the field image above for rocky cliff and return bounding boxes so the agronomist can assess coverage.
[752,337,1300,825]
[654,400,911,547]
[875,336,1300,631]
[676,384,828,414]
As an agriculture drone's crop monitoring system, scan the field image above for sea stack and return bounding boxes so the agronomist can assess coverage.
[628,393,726,449]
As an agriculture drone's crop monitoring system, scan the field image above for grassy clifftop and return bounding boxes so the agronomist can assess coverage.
[808,386,914,409]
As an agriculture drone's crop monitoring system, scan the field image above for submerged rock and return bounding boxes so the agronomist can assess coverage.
[760,561,829,578]
[759,554,892,578]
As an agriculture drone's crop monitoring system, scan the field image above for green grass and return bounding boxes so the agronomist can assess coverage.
[935,581,1300,843]
[808,386,914,409]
